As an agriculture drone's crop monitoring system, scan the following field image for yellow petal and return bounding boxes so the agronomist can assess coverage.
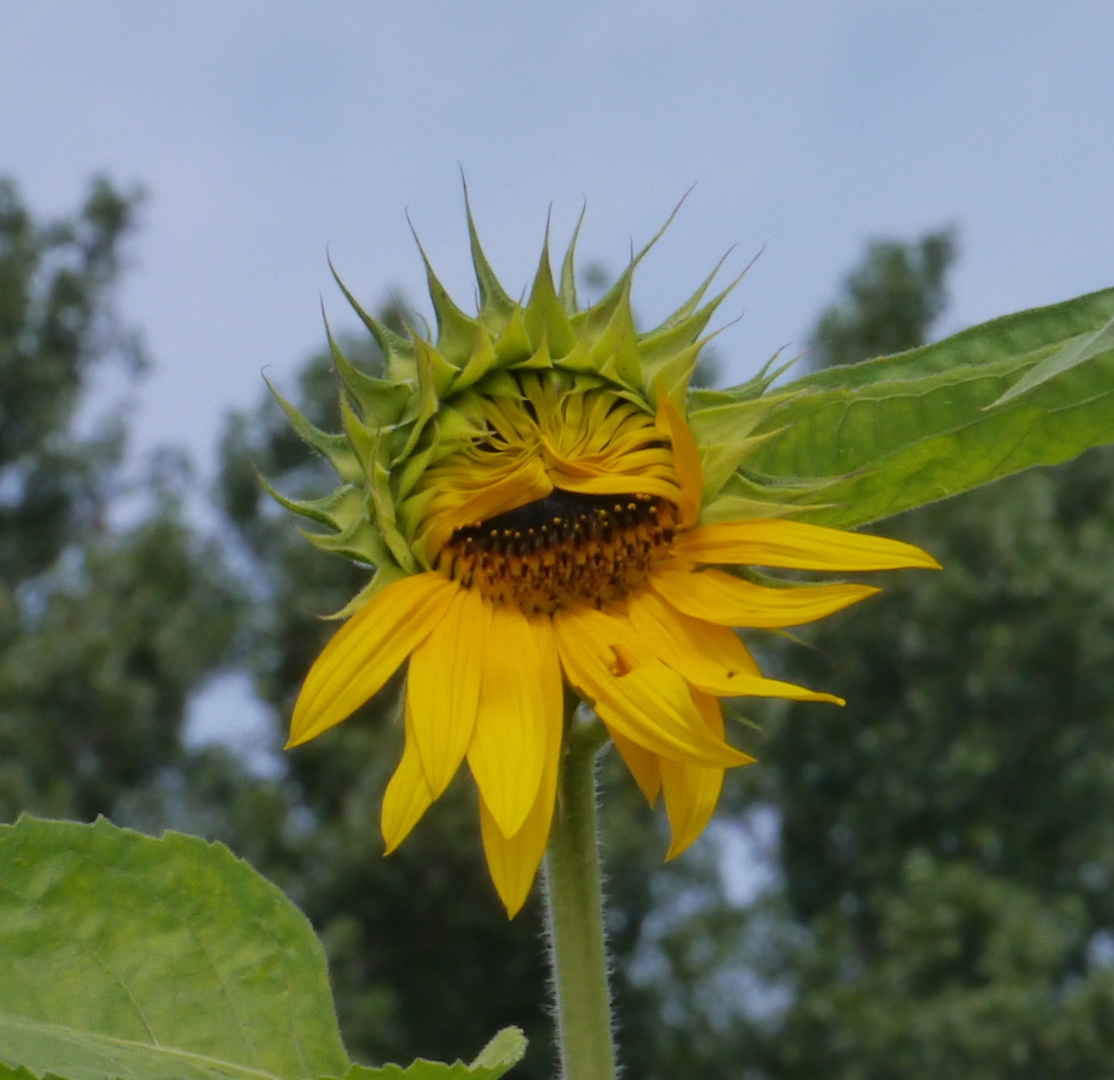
[288,572,458,748]
[661,692,730,859]
[629,587,759,677]
[654,384,703,528]
[609,727,662,805]
[554,605,751,768]
[628,589,844,705]
[381,700,435,854]
[407,586,491,797]
[651,566,879,629]
[478,779,550,919]
[546,468,681,507]
[478,617,563,917]
[467,604,553,839]
[673,519,941,571]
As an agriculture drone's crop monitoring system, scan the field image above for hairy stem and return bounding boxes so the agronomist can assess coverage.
[543,711,616,1080]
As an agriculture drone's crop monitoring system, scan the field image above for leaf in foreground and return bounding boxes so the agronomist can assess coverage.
[0,818,524,1080]
[0,816,348,1080]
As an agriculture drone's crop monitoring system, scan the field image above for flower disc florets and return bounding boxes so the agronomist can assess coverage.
[440,491,676,616]
[273,198,940,916]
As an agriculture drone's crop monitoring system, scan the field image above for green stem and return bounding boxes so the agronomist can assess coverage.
[543,709,617,1080]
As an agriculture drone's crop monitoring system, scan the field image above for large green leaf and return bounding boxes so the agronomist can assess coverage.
[0,818,524,1080]
[0,816,348,1080]
[746,286,1114,528]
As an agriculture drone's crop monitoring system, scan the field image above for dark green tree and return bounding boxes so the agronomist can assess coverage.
[717,228,1114,1078]
[809,227,957,367]
[749,446,1114,1079]
[0,175,138,583]
[0,176,242,824]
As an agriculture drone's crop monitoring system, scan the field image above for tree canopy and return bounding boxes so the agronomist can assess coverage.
[0,177,241,825]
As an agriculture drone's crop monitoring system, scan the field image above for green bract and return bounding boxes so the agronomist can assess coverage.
[268,203,797,617]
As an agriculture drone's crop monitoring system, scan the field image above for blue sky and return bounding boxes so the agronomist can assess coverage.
[4,1,1112,482]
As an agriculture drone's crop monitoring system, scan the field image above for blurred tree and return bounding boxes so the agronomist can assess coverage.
[713,227,1114,1078]
[808,226,957,368]
[748,446,1114,1079]
[0,175,139,582]
[0,176,241,824]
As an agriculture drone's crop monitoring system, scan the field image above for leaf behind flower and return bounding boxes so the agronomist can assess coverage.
[745,286,1114,527]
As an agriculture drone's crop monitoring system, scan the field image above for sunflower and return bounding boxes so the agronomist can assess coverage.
[275,204,939,916]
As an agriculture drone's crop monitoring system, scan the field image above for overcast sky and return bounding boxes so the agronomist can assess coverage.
[4,1,1113,486]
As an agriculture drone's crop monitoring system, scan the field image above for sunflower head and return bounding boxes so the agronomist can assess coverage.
[273,200,939,917]
[269,198,799,616]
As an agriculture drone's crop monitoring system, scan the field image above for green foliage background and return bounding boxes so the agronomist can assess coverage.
[3,177,1114,1078]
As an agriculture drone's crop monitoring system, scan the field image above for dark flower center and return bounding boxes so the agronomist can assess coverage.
[438,491,676,616]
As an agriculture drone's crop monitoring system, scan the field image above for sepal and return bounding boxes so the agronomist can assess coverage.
[329,256,416,381]
[324,564,408,619]
[299,518,392,567]
[524,230,579,358]
[490,305,534,368]
[587,274,642,390]
[558,203,587,312]
[324,309,413,428]
[700,468,835,525]
[463,180,517,328]
[266,377,364,485]
[260,475,367,533]
[411,224,480,367]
